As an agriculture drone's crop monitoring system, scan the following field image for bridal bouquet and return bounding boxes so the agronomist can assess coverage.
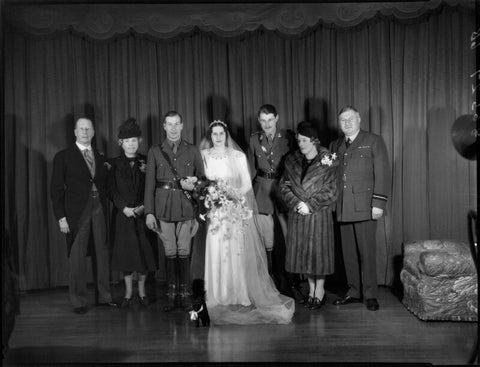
[195,178,253,239]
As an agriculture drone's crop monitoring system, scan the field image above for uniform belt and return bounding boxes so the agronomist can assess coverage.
[91,190,99,198]
[156,180,181,190]
[257,170,280,179]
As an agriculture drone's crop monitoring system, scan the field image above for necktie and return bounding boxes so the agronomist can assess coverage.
[346,138,352,148]
[83,149,94,173]
[172,142,177,154]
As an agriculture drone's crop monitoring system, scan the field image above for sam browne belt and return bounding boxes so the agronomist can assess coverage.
[156,180,182,190]
[256,170,280,180]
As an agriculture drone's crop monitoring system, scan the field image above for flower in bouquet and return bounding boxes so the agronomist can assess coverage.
[196,178,253,240]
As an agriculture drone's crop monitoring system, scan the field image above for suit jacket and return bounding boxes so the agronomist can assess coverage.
[330,130,390,222]
[50,144,108,254]
[144,139,204,222]
[247,128,294,214]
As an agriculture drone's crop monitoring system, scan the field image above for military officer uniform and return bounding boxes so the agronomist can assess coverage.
[248,128,294,275]
[330,129,390,301]
[144,139,205,310]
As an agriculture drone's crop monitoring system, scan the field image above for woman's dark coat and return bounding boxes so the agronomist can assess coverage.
[279,147,338,275]
[107,153,156,272]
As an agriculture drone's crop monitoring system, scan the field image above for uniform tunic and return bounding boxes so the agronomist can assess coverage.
[248,129,294,214]
[107,153,156,272]
[330,130,390,222]
[279,148,338,275]
[144,140,205,222]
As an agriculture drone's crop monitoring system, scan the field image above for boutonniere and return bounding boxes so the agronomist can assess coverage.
[104,161,112,170]
[321,153,337,166]
[138,159,147,173]
[261,146,267,153]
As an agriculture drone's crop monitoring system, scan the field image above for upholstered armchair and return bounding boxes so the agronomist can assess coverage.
[400,239,477,321]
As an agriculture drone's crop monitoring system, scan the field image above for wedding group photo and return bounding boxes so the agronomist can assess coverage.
[2,0,478,365]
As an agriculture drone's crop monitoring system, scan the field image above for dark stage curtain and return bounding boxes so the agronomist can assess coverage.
[3,3,476,291]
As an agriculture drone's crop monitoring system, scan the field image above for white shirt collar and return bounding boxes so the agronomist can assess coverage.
[76,142,92,151]
[346,130,360,142]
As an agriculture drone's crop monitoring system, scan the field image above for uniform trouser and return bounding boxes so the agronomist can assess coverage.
[68,196,111,308]
[158,219,198,258]
[254,210,295,290]
[158,219,198,288]
[254,210,287,251]
[339,219,378,300]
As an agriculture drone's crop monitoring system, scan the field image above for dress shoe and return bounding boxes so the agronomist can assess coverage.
[138,296,149,307]
[298,296,309,305]
[120,297,133,308]
[366,298,379,311]
[74,306,87,314]
[308,296,326,310]
[96,301,119,308]
[303,296,314,308]
[164,295,176,312]
[333,295,361,306]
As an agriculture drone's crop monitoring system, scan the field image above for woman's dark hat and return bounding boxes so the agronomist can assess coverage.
[118,118,141,139]
[297,121,318,139]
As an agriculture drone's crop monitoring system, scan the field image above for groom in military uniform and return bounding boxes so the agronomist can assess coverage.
[144,110,205,312]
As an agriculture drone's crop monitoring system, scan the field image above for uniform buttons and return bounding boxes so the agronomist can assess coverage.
[344,185,347,189]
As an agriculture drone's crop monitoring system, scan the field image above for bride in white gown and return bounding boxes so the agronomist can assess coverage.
[199,120,294,325]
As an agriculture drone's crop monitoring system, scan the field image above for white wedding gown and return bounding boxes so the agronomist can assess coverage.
[201,147,295,325]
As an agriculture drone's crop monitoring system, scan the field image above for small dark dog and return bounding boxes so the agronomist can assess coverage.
[189,279,210,327]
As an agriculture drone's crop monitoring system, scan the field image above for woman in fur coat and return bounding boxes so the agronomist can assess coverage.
[279,121,338,310]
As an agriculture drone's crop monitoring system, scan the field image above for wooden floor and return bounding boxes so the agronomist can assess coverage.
[4,281,477,365]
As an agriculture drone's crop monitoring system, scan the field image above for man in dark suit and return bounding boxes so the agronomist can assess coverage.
[144,111,204,312]
[247,104,296,293]
[330,106,390,311]
[51,117,116,314]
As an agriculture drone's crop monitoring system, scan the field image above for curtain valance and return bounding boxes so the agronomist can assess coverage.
[4,1,473,40]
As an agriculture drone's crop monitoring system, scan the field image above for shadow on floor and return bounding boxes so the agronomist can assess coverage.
[5,346,131,365]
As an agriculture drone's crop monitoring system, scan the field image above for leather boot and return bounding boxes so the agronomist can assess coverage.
[179,284,192,311]
[266,250,273,275]
[178,257,192,311]
[164,283,176,312]
[164,257,177,312]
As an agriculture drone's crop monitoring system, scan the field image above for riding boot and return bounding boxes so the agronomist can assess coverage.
[266,250,273,275]
[178,256,192,311]
[164,257,177,312]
